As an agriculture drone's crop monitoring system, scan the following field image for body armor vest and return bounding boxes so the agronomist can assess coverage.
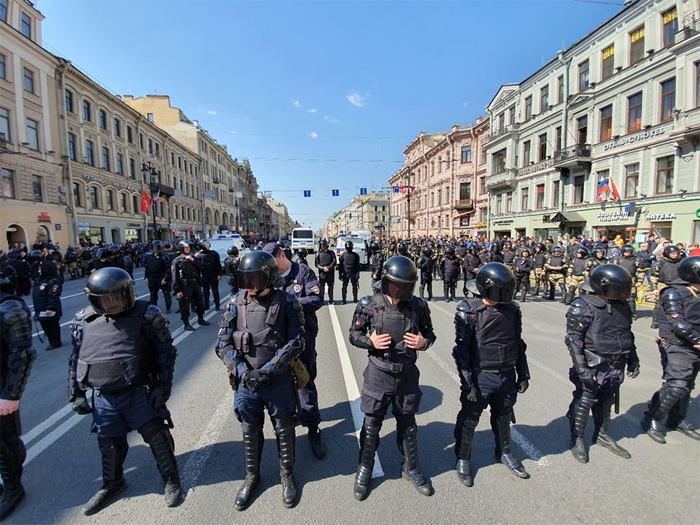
[442,258,461,279]
[616,256,637,275]
[571,258,587,276]
[417,256,434,274]
[465,297,519,369]
[513,258,533,273]
[371,294,420,366]
[581,296,634,356]
[534,252,546,268]
[658,259,680,284]
[465,256,481,272]
[234,290,287,369]
[659,285,700,347]
[548,255,566,273]
[76,301,152,391]
[503,251,515,265]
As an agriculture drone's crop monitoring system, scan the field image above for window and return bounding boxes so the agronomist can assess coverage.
[0,107,9,142]
[525,96,532,120]
[437,157,442,173]
[538,133,547,161]
[498,113,505,131]
[540,85,549,111]
[630,25,645,65]
[155,143,160,156]
[0,53,6,80]
[147,113,154,123]
[26,118,38,150]
[102,147,110,171]
[83,100,92,122]
[558,75,564,103]
[72,182,81,207]
[555,126,562,151]
[577,115,588,144]
[600,105,613,142]
[23,68,34,93]
[522,140,531,166]
[20,13,32,39]
[120,193,128,213]
[175,206,179,220]
[625,163,639,198]
[656,156,674,194]
[0,0,7,23]
[579,59,590,91]
[89,186,99,208]
[602,44,615,80]
[495,194,502,215]
[2,168,15,198]
[127,126,133,143]
[660,78,676,123]
[696,63,700,108]
[85,140,94,166]
[113,118,121,137]
[480,176,486,194]
[133,195,139,214]
[574,175,585,203]
[663,7,678,47]
[506,192,513,213]
[106,190,115,211]
[68,133,76,161]
[139,133,144,149]
[521,187,529,210]
[552,180,560,207]
[31,175,42,202]
[116,153,123,175]
[99,110,107,130]
[148,139,153,154]
[536,184,545,209]
[493,150,506,174]
[459,182,472,200]
[508,106,516,125]
[628,92,643,132]
[129,158,136,178]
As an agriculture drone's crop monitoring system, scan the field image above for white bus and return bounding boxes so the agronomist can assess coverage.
[291,227,316,254]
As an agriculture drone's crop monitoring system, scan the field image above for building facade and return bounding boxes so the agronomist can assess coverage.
[485,0,700,245]
[1,0,71,248]
[321,191,389,239]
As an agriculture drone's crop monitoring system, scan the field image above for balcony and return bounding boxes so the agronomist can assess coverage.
[150,183,175,197]
[487,123,519,143]
[212,176,220,184]
[553,144,591,169]
[454,199,474,211]
[485,169,517,190]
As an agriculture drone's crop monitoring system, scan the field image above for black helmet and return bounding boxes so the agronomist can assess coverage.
[678,256,700,284]
[28,250,43,264]
[381,255,417,301]
[96,248,108,259]
[663,245,680,259]
[589,264,632,300]
[475,263,516,303]
[397,242,408,256]
[227,246,239,256]
[370,242,380,253]
[521,247,531,256]
[164,241,173,249]
[296,248,308,258]
[85,267,135,315]
[238,251,278,292]
[422,247,433,258]
[444,246,455,257]
[552,246,563,256]
[536,243,546,252]
[179,240,192,253]
[276,240,287,249]
[151,240,162,251]
[504,241,512,249]
[576,247,589,257]
[345,240,354,251]
[621,244,634,256]
[490,242,502,253]
[107,245,120,258]
[320,240,329,249]
[592,246,606,258]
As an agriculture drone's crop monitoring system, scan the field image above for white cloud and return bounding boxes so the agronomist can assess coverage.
[207,110,217,115]
[293,100,302,108]
[347,93,366,108]
[229,131,237,134]
[309,132,319,139]
[308,108,317,114]
[325,116,340,124]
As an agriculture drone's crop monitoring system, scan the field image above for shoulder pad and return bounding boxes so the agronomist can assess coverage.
[568,297,590,316]
[0,298,28,315]
[456,300,473,314]
[413,296,427,310]
[359,295,372,307]
[143,304,163,322]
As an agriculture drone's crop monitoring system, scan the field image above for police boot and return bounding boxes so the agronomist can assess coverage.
[629,298,637,319]
[455,416,478,487]
[419,284,425,299]
[0,434,26,520]
[595,410,631,459]
[307,426,326,459]
[558,284,567,303]
[564,291,575,305]
[666,392,700,441]
[273,415,297,509]
[534,283,540,296]
[355,416,382,501]
[235,420,263,511]
[144,426,183,507]
[444,284,450,302]
[642,385,686,444]
[569,394,595,463]
[520,289,527,302]
[83,437,129,516]
[197,317,211,326]
[427,283,433,301]
[650,305,659,329]
[547,284,555,300]
[399,424,433,496]
[495,411,529,479]
[450,283,457,302]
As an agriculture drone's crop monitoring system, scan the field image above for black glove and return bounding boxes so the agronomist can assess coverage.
[578,368,596,387]
[627,362,640,379]
[243,369,272,392]
[149,386,170,408]
[517,379,529,394]
[466,385,479,403]
[71,395,92,415]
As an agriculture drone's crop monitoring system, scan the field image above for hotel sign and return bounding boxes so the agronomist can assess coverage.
[597,211,631,222]
[83,175,107,185]
[518,159,554,176]
[604,128,665,151]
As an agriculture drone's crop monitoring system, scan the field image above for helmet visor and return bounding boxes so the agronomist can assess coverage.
[483,283,516,304]
[88,287,135,315]
[600,281,632,301]
[381,279,415,301]
[238,269,270,291]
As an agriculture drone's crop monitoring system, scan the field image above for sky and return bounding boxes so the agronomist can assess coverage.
[38,0,628,231]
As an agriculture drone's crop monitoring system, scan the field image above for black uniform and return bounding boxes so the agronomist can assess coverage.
[615,255,640,315]
[463,252,481,284]
[0,285,36,520]
[339,250,361,304]
[513,256,533,302]
[651,257,681,329]
[224,255,240,296]
[440,254,461,302]
[416,255,434,301]
[196,246,222,310]
[315,247,337,304]
[5,253,31,296]
[369,252,385,283]
[32,262,63,349]
[143,250,173,312]
[171,252,206,327]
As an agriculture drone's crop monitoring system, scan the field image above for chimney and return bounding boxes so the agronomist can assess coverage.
[420,131,427,137]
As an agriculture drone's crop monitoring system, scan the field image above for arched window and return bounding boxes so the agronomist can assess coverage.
[89,185,100,209]
[132,194,139,215]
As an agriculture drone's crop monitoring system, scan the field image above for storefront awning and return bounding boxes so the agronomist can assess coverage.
[547,211,586,223]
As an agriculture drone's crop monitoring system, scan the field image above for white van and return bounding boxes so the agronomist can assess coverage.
[205,233,250,267]
[291,227,316,254]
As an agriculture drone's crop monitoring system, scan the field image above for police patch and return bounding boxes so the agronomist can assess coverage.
[294,284,302,293]
[311,286,320,295]
[52,285,60,293]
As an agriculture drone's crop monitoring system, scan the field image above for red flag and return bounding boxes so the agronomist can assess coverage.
[608,177,620,201]
[140,191,152,212]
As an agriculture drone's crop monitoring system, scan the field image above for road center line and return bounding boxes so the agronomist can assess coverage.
[328,304,384,478]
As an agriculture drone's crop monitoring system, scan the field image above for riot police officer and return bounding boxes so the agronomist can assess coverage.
[216,250,305,510]
[224,246,240,297]
[339,241,360,305]
[440,246,461,302]
[143,241,173,314]
[533,243,548,296]
[171,241,210,331]
[64,246,80,280]
[416,247,434,301]
[545,246,567,301]
[615,245,640,318]
[513,247,533,302]
[349,256,436,500]
[196,241,222,311]
[453,263,530,487]
[502,241,515,270]
[87,248,111,274]
[651,245,682,329]
[5,249,30,296]
[0,278,36,520]
[27,250,43,285]
[565,265,640,463]
[69,268,182,514]
[642,256,700,444]
[315,240,337,305]
[463,246,481,288]
[32,261,63,350]
[369,242,385,284]
[565,247,590,305]
[292,248,309,266]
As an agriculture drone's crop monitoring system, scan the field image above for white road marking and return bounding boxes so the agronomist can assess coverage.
[21,404,73,445]
[24,413,84,466]
[328,304,384,478]
[27,277,145,310]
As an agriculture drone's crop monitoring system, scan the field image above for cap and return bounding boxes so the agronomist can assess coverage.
[262,242,281,257]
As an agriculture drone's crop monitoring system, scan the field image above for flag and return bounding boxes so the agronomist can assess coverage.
[431,217,436,227]
[188,225,194,233]
[399,186,406,194]
[140,191,151,212]
[608,177,620,201]
[152,190,161,205]
[597,178,620,202]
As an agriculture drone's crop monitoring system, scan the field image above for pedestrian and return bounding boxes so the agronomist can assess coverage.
[171,241,210,331]
[338,240,360,304]
[416,246,434,301]
[453,263,531,487]
[641,256,700,444]
[565,265,640,463]
[349,255,435,500]
[223,245,240,297]
[264,242,326,458]
[315,239,337,305]
[215,250,305,510]
[69,268,182,515]
[196,241,222,311]
[32,261,63,350]
[0,278,37,520]
[143,241,173,314]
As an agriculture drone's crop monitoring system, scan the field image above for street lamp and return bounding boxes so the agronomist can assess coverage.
[141,160,160,241]
[404,172,414,239]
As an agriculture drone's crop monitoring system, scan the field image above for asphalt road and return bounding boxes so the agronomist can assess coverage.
[6,268,699,524]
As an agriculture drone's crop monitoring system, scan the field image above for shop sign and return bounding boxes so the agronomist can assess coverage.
[476,222,487,228]
[55,224,62,230]
[78,221,90,227]
[83,175,107,185]
[645,213,676,221]
[696,208,700,218]
[112,182,139,193]
[597,211,631,222]
[126,223,141,228]
[518,159,555,176]
[493,219,514,226]
[37,212,51,223]
[604,127,665,151]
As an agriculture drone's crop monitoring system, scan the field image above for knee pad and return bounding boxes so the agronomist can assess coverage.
[97,434,128,451]
[664,383,689,400]
[137,417,168,442]
[395,414,416,434]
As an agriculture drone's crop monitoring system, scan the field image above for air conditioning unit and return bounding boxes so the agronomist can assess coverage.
[59,195,66,204]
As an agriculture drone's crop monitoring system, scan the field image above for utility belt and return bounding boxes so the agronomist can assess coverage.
[584,349,627,367]
[179,277,199,283]
[475,365,514,374]
[95,383,144,396]
[369,355,415,374]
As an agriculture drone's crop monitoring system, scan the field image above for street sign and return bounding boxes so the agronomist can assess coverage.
[390,216,401,224]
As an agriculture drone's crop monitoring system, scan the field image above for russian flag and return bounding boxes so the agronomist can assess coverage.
[597,178,620,202]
